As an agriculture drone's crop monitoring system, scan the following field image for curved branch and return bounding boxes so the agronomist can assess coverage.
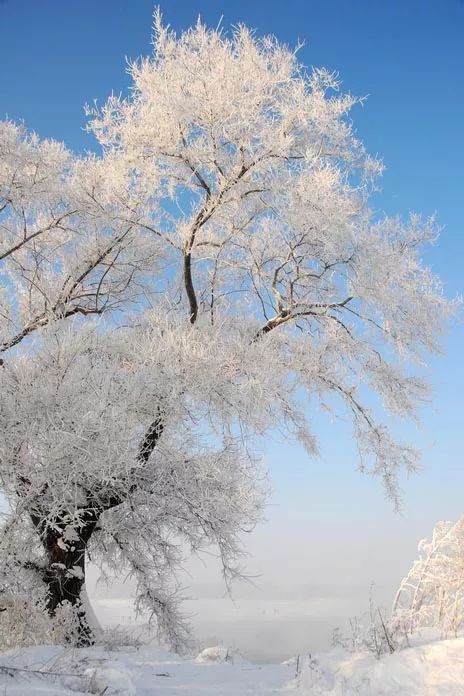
[86,406,165,513]
[184,250,198,324]
[254,296,354,340]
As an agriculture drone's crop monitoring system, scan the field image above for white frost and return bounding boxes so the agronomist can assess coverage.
[0,11,453,650]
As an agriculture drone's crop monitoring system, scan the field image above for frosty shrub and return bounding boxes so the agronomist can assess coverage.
[331,590,402,659]
[392,518,464,638]
[0,591,94,649]
[0,592,51,650]
[0,10,453,648]
[98,625,146,652]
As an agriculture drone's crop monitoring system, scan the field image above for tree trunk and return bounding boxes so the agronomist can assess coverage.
[42,523,96,647]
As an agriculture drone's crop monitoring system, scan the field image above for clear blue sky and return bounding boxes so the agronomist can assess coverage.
[1,0,463,644]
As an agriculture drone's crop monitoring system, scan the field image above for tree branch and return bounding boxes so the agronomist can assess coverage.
[254,297,354,340]
[0,211,77,262]
[0,228,133,355]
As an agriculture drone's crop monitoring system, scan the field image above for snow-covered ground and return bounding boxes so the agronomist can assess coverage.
[1,636,464,695]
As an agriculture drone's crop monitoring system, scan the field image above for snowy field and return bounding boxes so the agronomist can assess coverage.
[1,637,464,695]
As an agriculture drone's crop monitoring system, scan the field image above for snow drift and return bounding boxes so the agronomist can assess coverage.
[0,636,463,695]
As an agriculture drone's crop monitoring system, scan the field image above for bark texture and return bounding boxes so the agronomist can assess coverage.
[40,518,98,647]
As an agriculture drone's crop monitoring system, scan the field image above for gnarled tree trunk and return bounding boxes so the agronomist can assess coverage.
[25,415,163,646]
[38,516,98,647]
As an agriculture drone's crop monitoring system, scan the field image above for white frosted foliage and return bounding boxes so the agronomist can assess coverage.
[392,518,464,638]
[0,12,453,648]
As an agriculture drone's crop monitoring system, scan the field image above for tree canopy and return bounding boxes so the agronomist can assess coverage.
[0,13,452,647]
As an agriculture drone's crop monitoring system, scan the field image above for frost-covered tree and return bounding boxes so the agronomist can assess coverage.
[0,13,452,647]
[392,518,464,638]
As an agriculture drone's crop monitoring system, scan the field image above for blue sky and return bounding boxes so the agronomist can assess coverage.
[1,0,463,647]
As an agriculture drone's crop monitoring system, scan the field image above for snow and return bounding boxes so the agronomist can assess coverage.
[195,645,234,663]
[1,636,464,695]
[295,637,464,694]
[68,566,84,579]
[195,645,248,666]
